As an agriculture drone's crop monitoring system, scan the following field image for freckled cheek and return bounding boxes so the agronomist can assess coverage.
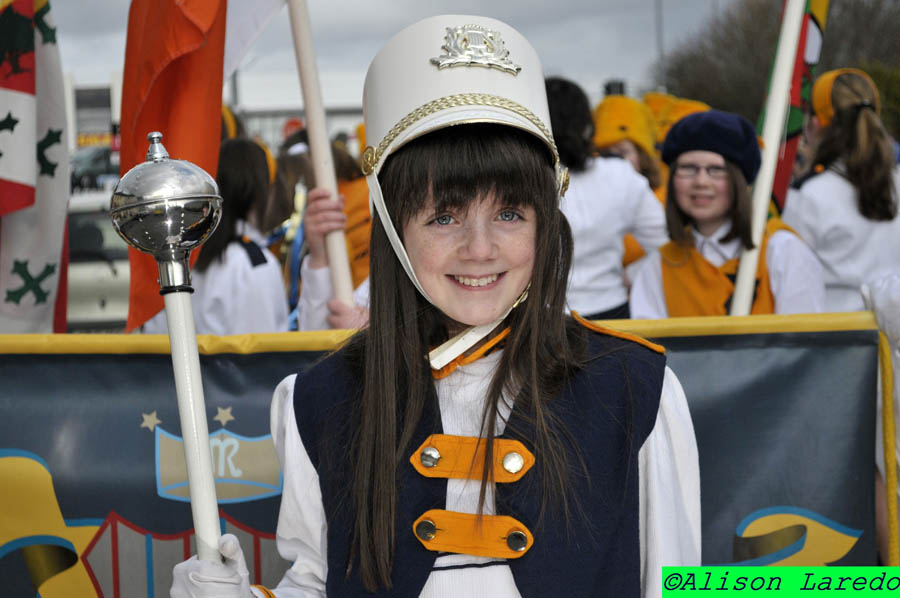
[507,232,537,270]
[410,251,445,282]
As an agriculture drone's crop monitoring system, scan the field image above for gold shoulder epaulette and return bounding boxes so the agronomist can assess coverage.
[572,312,665,354]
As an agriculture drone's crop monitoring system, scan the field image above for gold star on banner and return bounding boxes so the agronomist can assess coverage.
[141,411,161,432]
[214,406,235,427]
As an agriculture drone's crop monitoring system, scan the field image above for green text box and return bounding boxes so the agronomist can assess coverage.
[662,567,900,596]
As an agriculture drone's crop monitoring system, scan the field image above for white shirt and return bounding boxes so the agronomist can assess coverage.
[561,157,667,314]
[783,167,900,312]
[296,257,370,331]
[629,222,826,319]
[260,351,701,598]
[143,222,289,335]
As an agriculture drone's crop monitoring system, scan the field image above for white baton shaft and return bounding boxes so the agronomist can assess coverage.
[164,291,221,562]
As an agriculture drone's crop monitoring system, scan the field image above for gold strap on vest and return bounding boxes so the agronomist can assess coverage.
[572,311,665,354]
[412,509,534,558]
[410,434,535,482]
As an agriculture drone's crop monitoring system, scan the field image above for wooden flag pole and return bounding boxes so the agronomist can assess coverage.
[768,0,832,214]
[730,0,806,315]
[285,0,354,305]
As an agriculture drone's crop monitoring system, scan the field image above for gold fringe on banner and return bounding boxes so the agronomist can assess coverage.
[879,332,898,565]
[0,312,878,355]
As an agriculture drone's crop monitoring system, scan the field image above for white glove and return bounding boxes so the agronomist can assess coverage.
[170,533,251,598]
[862,274,900,356]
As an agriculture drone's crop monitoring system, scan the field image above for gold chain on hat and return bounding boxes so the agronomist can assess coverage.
[361,92,560,175]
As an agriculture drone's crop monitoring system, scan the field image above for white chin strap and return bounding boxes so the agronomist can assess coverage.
[367,173,518,370]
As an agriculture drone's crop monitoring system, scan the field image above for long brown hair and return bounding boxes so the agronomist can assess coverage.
[341,124,586,590]
[665,160,754,249]
[812,71,898,221]
[195,138,269,272]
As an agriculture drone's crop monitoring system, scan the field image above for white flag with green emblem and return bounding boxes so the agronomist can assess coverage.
[0,0,68,332]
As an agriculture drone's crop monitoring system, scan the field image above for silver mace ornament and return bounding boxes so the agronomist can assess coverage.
[110,131,224,562]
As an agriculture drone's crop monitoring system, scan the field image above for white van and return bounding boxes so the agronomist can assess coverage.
[67,191,129,332]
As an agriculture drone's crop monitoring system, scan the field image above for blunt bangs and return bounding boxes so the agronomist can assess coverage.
[378,124,557,227]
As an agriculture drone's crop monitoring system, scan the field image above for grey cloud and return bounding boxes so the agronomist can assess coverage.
[53,0,734,103]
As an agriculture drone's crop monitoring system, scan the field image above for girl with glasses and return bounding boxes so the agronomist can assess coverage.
[630,110,825,318]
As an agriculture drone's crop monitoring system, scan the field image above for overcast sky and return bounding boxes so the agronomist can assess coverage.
[53,0,734,109]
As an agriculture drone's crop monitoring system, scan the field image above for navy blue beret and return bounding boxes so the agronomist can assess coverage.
[661,110,761,183]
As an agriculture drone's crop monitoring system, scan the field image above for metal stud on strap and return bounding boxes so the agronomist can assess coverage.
[416,519,437,541]
[502,451,525,474]
[506,530,528,552]
[420,446,441,468]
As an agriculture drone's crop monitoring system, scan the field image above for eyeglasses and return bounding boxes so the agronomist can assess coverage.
[673,163,728,180]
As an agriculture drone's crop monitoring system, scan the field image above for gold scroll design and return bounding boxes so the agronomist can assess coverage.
[0,451,101,597]
[732,506,861,566]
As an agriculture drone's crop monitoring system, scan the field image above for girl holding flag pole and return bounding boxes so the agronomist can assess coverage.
[629,110,826,319]
[171,15,700,598]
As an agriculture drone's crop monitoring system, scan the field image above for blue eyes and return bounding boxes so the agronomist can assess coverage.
[429,209,522,225]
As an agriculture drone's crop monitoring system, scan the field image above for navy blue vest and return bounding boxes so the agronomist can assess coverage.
[293,329,665,597]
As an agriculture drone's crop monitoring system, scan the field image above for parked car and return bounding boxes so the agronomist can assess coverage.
[67,191,129,332]
[70,145,120,192]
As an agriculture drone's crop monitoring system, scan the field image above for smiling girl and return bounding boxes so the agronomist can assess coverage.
[630,110,825,319]
[171,15,700,598]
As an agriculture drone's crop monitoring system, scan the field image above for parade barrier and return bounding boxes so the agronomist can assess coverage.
[0,313,893,596]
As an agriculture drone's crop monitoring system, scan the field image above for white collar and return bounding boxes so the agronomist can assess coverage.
[237,220,265,244]
[690,222,741,265]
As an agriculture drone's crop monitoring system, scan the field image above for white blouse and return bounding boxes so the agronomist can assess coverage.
[560,157,668,314]
[143,222,289,335]
[629,222,825,319]
[259,352,701,597]
[783,167,900,312]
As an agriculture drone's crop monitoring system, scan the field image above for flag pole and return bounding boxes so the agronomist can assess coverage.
[766,1,832,214]
[285,0,354,305]
[730,0,806,315]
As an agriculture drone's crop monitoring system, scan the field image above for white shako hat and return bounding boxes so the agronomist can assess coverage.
[361,15,567,369]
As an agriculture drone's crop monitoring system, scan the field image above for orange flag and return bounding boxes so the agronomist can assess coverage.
[119,0,226,332]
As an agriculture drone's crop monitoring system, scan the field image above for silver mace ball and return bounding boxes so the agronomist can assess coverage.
[110,131,222,293]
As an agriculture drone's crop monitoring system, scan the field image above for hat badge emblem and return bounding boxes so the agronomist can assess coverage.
[430,25,521,75]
